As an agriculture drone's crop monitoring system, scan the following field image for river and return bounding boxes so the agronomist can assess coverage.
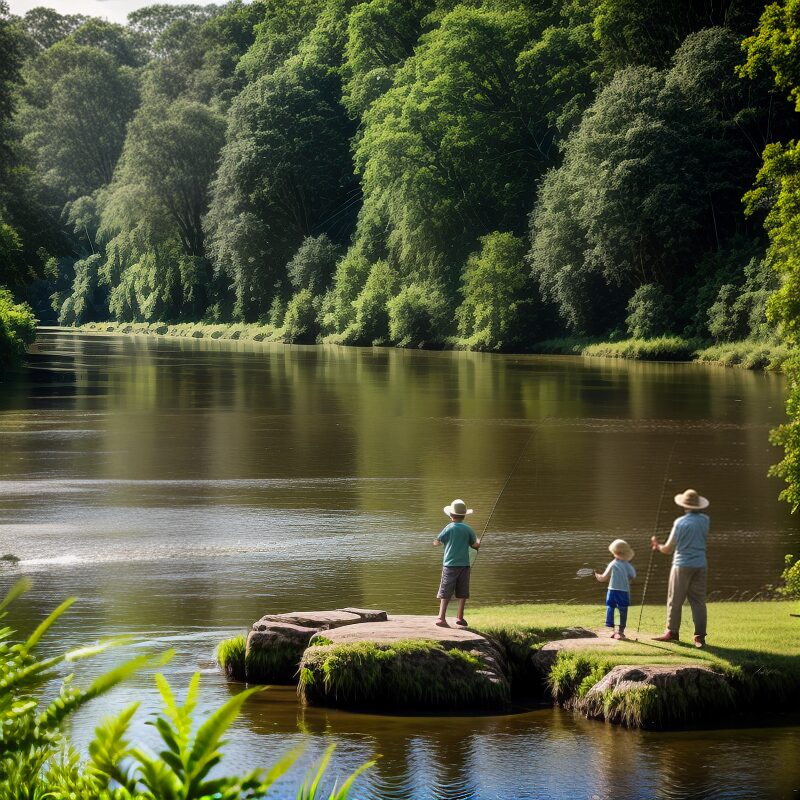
[1,329,799,798]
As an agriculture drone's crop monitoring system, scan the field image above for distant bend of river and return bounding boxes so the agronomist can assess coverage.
[1,329,799,799]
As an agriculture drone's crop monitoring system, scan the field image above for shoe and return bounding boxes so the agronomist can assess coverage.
[652,630,679,642]
[693,635,705,648]
[611,632,622,640]
[455,618,468,627]
[434,618,450,628]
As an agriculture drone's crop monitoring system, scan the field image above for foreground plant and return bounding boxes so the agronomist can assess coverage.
[0,580,373,799]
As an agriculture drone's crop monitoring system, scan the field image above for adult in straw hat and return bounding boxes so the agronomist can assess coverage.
[433,499,480,628]
[650,489,710,648]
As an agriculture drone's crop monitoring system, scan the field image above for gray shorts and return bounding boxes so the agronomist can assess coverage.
[437,566,471,599]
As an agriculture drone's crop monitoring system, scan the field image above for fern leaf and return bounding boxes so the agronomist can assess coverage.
[0,578,31,615]
[22,598,75,652]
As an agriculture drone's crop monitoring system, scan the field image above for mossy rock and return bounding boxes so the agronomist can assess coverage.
[210,330,224,339]
[153,324,168,335]
[298,639,510,712]
[577,664,735,729]
[191,330,204,338]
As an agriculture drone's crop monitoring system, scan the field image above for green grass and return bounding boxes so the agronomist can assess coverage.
[694,339,790,370]
[581,336,698,361]
[78,321,286,343]
[216,634,246,680]
[298,639,509,712]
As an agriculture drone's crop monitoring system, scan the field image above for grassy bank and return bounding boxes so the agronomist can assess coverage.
[74,323,791,372]
[469,601,800,727]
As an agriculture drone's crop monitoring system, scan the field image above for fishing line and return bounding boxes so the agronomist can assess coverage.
[471,425,537,566]
[635,440,679,634]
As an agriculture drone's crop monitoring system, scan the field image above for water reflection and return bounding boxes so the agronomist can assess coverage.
[1,330,799,799]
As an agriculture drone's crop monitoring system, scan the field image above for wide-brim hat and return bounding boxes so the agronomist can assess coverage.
[444,499,473,517]
[674,489,709,510]
[609,539,634,561]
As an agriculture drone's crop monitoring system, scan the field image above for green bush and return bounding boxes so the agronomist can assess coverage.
[287,234,341,295]
[625,284,673,338]
[282,288,320,343]
[779,554,800,598]
[387,282,447,347]
[0,580,372,799]
[59,254,107,326]
[457,232,532,350]
[347,260,396,345]
[770,355,800,512]
[0,286,37,369]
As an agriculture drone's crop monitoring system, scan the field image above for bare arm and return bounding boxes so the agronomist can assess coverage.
[651,524,676,555]
[595,564,611,582]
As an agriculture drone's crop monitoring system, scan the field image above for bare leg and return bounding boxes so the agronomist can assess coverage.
[456,598,467,621]
[436,598,450,625]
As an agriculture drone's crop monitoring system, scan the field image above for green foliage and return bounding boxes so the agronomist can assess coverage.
[625,283,673,338]
[216,635,246,680]
[0,581,372,798]
[58,254,106,325]
[770,356,800,511]
[694,339,790,370]
[346,260,396,344]
[282,289,320,344]
[387,282,447,347]
[547,653,612,704]
[582,336,696,361]
[778,553,800,598]
[531,28,766,335]
[457,232,534,350]
[0,285,36,368]
[299,639,509,711]
[287,234,341,294]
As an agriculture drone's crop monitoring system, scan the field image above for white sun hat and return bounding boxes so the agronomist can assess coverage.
[609,539,634,561]
[674,488,709,510]
[443,499,473,517]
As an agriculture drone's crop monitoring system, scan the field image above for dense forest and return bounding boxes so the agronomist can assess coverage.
[1,0,800,502]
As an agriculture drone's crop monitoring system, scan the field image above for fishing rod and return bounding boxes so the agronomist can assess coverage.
[471,425,537,566]
[635,440,678,634]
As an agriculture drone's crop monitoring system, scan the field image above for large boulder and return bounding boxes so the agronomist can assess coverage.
[577,664,735,729]
[299,615,509,712]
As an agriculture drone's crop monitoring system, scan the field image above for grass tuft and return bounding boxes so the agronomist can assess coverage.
[298,639,509,712]
[216,635,246,681]
[694,340,790,370]
[581,336,698,361]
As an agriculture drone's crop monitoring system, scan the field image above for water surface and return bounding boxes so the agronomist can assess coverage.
[1,330,798,798]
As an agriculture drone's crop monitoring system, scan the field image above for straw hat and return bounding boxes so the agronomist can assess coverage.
[443,499,473,517]
[674,488,709,510]
[609,539,634,561]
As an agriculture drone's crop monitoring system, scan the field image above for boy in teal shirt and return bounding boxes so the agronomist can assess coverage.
[433,498,481,628]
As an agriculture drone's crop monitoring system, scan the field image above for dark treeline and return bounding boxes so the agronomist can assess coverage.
[0,0,795,352]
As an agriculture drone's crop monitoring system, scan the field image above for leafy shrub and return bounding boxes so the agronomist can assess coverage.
[707,258,777,342]
[287,234,341,295]
[59,254,107,325]
[0,286,37,368]
[0,580,372,798]
[268,294,286,327]
[779,554,800,598]
[625,284,673,338]
[347,260,396,345]
[770,356,800,512]
[457,232,532,350]
[282,288,320,343]
[387,282,447,347]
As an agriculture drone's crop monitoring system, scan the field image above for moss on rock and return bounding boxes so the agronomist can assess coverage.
[298,639,510,712]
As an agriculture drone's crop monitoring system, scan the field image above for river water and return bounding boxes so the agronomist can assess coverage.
[1,329,799,798]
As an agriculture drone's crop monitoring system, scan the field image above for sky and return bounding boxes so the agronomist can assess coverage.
[7,0,203,24]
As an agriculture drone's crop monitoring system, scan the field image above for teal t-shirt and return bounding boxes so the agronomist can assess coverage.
[437,522,477,567]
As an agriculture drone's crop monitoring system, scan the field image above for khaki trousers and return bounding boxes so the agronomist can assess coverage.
[666,566,707,637]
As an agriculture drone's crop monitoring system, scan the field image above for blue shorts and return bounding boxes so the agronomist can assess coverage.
[606,589,630,608]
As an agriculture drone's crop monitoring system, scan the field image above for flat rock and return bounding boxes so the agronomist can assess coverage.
[337,607,388,622]
[249,621,318,642]
[313,615,488,649]
[253,609,362,632]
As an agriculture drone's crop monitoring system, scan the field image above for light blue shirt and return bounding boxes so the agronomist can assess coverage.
[602,559,636,592]
[667,512,709,568]
[437,522,477,567]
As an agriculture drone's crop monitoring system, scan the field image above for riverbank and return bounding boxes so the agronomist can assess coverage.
[216,601,800,730]
[72,322,792,371]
